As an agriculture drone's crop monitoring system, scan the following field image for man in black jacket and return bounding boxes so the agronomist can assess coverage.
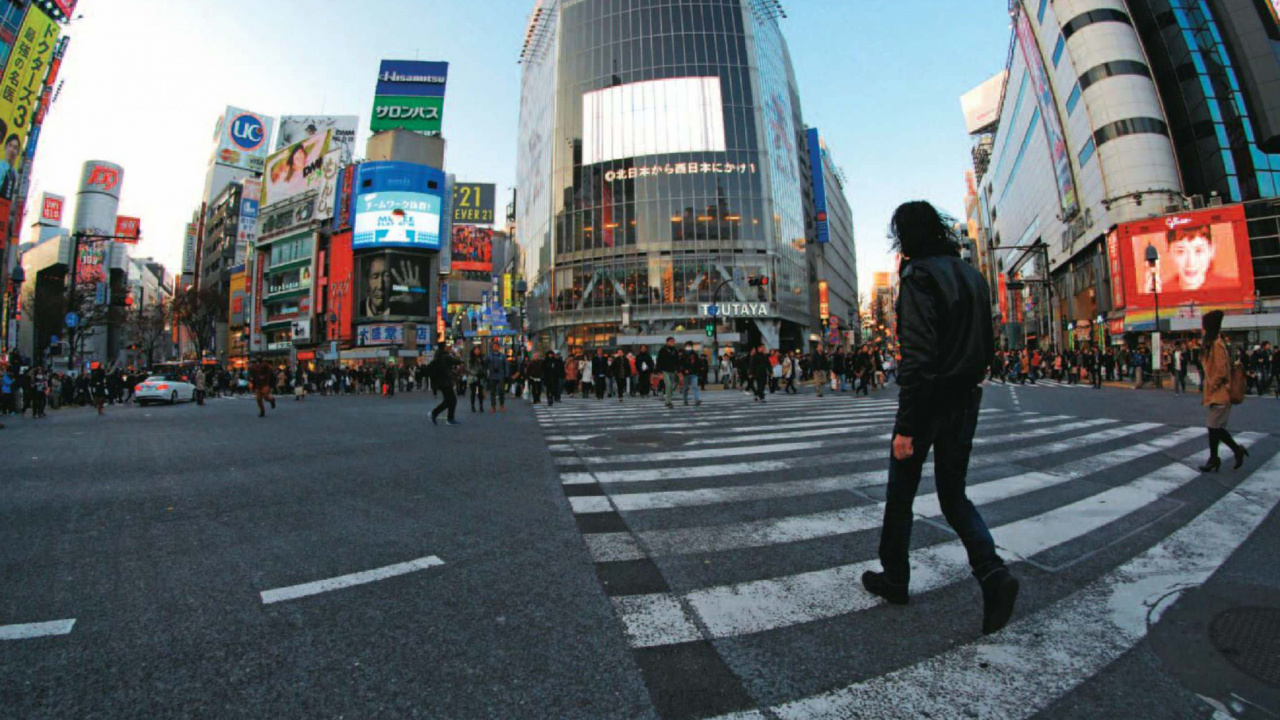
[862,201,1018,636]
[655,337,681,409]
[811,346,830,397]
[545,351,565,405]
[749,344,771,403]
[591,349,610,400]
[635,345,654,397]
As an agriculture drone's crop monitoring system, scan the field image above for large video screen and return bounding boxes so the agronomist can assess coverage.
[581,77,727,166]
[1116,205,1255,310]
[353,191,443,250]
[355,253,432,320]
[451,225,492,272]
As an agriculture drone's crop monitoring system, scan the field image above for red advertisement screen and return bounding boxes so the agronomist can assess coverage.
[328,231,354,341]
[1116,205,1254,311]
[451,225,492,273]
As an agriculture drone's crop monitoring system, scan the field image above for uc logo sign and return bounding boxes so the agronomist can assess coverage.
[229,114,266,152]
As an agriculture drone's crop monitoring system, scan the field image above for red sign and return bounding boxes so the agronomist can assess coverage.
[53,1,79,19]
[451,225,493,272]
[328,231,354,342]
[1106,230,1125,311]
[1108,319,1125,336]
[41,195,63,223]
[86,164,120,192]
[997,272,1009,323]
[115,216,140,242]
[818,280,830,321]
[1115,205,1254,311]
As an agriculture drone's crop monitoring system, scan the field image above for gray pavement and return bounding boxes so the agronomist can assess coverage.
[2,382,1279,719]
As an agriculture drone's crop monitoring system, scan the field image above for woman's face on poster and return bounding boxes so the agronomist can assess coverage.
[1169,233,1214,290]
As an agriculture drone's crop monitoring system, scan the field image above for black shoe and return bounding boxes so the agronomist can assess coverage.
[861,571,909,605]
[980,569,1020,635]
[269,398,276,409]
[1234,447,1250,470]
[1199,457,1222,473]
[259,411,265,418]
[431,415,438,426]
[447,420,461,426]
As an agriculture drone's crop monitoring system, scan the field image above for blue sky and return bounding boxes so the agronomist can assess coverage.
[31,0,1009,296]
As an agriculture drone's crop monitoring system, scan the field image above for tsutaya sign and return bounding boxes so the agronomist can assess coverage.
[700,302,770,318]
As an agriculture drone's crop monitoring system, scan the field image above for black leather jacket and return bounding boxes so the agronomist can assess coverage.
[894,255,994,437]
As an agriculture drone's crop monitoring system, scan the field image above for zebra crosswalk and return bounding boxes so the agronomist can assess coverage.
[532,391,1279,720]
[983,378,1090,389]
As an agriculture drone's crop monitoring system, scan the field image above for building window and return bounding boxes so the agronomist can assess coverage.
[1078,60,1151,91]
[998,108,1042,206]
[1093,117,1169,147]
[1052,35,1066,67]
[1078,137,1097,166]
[1037,0,1049,23]
[1066,83,1082,115]
[1061,9,1133,40]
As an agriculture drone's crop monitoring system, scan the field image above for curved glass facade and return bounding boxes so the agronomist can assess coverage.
[517,0,810,351]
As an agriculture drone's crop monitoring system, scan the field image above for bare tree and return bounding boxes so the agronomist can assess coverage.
[125,297,174,369]
[65,280,113,367]
[173,287,225,362]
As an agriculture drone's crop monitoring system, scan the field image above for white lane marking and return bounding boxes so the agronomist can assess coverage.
[684,410,1008,446]
[536,400,902,421]
[760,435,1279,720]
[559,418,1127,484]
[538,404,903,430]
[613,427,1212,647]
[0,619,76,640]
[260,556,445,605]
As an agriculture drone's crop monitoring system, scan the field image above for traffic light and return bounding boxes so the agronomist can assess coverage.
[748,276,770,287]
[705,322,715,338]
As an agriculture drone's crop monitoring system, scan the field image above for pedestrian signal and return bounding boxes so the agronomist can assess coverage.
[705,323,714,338]
[748,276,770,287]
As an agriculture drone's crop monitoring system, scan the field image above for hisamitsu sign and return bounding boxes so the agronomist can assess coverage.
[375,60,449,97]
[700,302,771,318]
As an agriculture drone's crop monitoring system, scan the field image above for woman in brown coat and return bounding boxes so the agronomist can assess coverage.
[1200,310,1248,472]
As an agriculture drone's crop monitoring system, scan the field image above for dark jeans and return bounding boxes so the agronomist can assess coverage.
[638,371,652,396]
[469,382,485,410]
[487,379,506,409]
[1173,371,1187,394]
[546,378,563,405]
[594,376,607,400]
[754,373,768,400]
[432,386,458,422]
[878,386,1004,587]
[530,379,543,404]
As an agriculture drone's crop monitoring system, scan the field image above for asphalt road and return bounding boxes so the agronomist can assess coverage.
[2,380,1278,719]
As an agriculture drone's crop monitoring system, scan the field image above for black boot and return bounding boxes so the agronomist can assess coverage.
[1233,447,1250,470]
[980,568,1020,635]
[1199,457,1222,473]
[861,571,909,605]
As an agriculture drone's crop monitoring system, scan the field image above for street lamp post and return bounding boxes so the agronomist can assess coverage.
[1146,243,1162,389]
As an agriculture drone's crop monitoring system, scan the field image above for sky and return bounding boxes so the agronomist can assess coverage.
[29,0,1010,297]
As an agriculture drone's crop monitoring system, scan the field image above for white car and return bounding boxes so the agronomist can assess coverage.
[135,374,196,405]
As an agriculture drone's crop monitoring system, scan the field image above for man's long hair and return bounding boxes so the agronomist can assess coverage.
[889,201,961,259]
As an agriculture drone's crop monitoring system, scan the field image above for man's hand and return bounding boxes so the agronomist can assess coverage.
[388,261,422,304]
[892,434,914,461]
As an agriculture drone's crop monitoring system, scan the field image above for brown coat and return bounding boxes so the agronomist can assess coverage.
[1202,337,1231,407]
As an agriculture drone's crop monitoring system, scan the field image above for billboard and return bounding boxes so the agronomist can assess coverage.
[39,192,64,226]
[314,149,342,221]
[0,9,59,185]
[451,225,492,272]
[582,77,726,166]
[328,231,354,341]
[333,164,355,231]
[452,182,496,224]
[1014,7,1077,219]
[182,222,198,275]
[375,60,449,97]
[114,216,140,243]
[72,161,123,237]
[356,252,432,320]
[960,71,1008,135]
[277,115,358,163]
[1114,205,1254,311]
[370,96,444,134]
[211,106,275,173]
[261,129,332,207]
[353,191,443,250]
[807,128,829,244]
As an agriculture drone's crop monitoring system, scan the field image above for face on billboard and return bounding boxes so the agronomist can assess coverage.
[1118,206,1255,309]
[261,130,331,207]
[451,225,493,272]
[353,191,442,250]
[277,116,358,162]
[357,253,431,319]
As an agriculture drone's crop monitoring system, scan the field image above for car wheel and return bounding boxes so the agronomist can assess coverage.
[170,391,178,405]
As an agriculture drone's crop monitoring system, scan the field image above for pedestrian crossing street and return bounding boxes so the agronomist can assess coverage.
[533,391,1280,720]
[982,378,1090,390]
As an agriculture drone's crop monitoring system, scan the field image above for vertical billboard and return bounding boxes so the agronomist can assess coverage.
[235,178,261,271]
[211,106,275,173]
[807,128,829,244]
[260,129,332,207]
[39,192,63,226]
[355,252,432,320]
[72,160,123,237]
[451,225,493,272]
[182,222,199,275]
[277,115,359,163]
[370,60,448,135]
[0,8,59,185]
[1014,4,1078,219]
[328,231,354,341]
[1115,205,1254,310]
[314,149,343,221]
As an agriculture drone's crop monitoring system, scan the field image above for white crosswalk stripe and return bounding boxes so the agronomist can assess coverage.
[535,392,1274,720]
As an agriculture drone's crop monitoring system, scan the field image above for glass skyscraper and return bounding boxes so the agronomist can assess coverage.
[517,0,811,352]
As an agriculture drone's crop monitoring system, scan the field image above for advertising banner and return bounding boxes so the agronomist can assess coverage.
[251,253,265,350]
[356,252,432,320]
[353,191,442,250]
[357,323,431,347]
[1106,230,1125,311]
[235,179,261,271]
[370,95,444,134]
[261,129,332,207]
[960,71,1008,135]
[818,280,830,321]
[1115,205,1254,310]
[807,128,829,244]
[328,231,354,341]
[211,106,275,173]
[277,115,358,163]
[1014,6,1078,219]
[451,182,496,224]
[333,164,355,231]
[503,273,512,308]
[375,60,449,97]
[0,8,58,186]
[114,216,140,243]
[77,241,106,285]
[229,271,247,326]
[182,222,198,275]
[39,192,63,226]
[997,272,1009,323]
[315,149,342,221]
[450,225,492,272]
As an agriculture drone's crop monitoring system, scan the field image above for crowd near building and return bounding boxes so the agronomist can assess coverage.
[516,0,859,357]
[963,0,1280,358]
